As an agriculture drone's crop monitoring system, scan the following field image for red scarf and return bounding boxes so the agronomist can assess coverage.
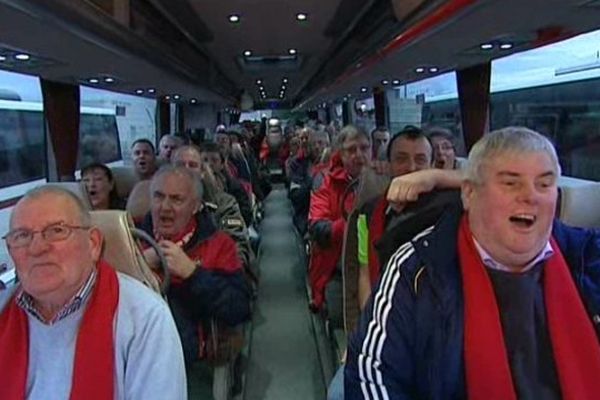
[0,260,119,400]
[458,216,600,400]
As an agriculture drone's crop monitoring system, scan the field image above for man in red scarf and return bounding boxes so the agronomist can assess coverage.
[0,186,186,400]
[346,127,600,399]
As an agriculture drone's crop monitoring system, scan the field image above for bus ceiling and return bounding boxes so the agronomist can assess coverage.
[0,0,599,110]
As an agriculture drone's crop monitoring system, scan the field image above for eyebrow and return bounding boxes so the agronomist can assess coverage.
[496,171,556,178]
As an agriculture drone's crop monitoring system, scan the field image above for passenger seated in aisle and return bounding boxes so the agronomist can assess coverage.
[288,128,331,236]
[308,125,370,311]
[131,138,158,180]
[199,142,254,227]
[0,186,186,399]
[427,126,464,170]
[140,166,251,365]
[81,162,125,210]
[157,134,184,164]
[370,126,391,160]
[172,145,254,271]
[346,127,600,399]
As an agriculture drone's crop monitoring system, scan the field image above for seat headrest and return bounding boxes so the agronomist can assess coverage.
[557,176,600,229]
[126,180,152,223]
[90,210,161,293]
[110,166,140,199]
[45,182,92,210]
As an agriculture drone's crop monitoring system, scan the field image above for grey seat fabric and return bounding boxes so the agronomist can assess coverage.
[557,176,600,228]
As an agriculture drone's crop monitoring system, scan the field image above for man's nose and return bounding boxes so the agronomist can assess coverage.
[27,232,51,255]
[517,181,538,204]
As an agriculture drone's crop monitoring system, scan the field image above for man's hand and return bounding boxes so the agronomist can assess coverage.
[159,240,197,279]
[370,160,390,176]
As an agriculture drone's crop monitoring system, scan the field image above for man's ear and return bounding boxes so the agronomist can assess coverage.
[194,200,203,214]
[461,180,475,211]
[88,227,104,263]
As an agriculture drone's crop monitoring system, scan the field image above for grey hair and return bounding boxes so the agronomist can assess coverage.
[159,134,184,146]
[172,144,201,162]
[335,125,369,149]
[11,185,91,227]
[465,126,561,185]
[151,165,204,202]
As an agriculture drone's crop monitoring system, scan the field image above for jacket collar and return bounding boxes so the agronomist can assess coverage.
[140,208,218,248]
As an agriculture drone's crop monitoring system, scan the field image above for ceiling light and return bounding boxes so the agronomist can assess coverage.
[382,80,389,85]
[88,78,99,84]
[148,88,156,94]
[480,43,494,50]
[104,77,115,83]
[135,89,144,94]
[173,94,180,100]
[14,53,30,61]
[282,77,288,83]
[288,48,297,55]
[0,55,6,61]
[243,50,252,57]
[360,87,368,93]
[256,79,262,85]
[190,98,197,104]
[296,13,307,21]
[165,95,171,100]
[500,43,513,50]
[415,67,425,73]
[281,85,286,90]
[228,14,240,23]
[392,79,400,85]
[259,86,264,91]
[429,67,439,73]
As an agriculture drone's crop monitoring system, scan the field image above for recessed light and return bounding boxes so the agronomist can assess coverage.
[256,79,262,85]
[104,77,115,83]
[429,67,439,73]
[296,13,307,21]
[415,67,425,73]
[0,55,6,61]
[288,48,297,55]
[382,80,389,85]
[259,86,264,91]
[173,94,180,100]
[500,43,513,50]
[282,77,288,83]
[281,85,286,90]
[243,50,252,57]
[480,43,494,50]
[88,78,99,84]
[228,14,240,23]
[135,89,144,94]
[392,79,400,85]
[14,53,30,61]
[360,87,368,93]
[165,95,171,100]
[190,98,197,104]
[148,88,156,94]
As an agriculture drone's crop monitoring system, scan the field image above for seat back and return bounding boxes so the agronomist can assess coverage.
[110,166,140,200]
[126,180,152,223]
[557,176,600,229]
[46,182,92,210]
[90,210,161,293]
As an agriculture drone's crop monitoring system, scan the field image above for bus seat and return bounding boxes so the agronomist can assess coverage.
[110,166,140,200]
[557,176,600,229]
[126,180,152,223]
[46,182,92,210]
[90,210,162,294]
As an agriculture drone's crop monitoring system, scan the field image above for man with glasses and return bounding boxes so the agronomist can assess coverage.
[0,186,186,399]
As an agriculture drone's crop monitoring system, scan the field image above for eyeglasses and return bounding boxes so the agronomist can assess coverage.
[2,222,90,248]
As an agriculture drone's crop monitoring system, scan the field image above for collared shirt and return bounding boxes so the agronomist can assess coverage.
[16,267,97,325]
[473,238,554,273]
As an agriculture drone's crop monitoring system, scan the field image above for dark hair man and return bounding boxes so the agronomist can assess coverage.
[131,138,157,180]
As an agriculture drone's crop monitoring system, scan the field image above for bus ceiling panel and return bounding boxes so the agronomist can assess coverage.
[188,0,342,101]
[0,0,235,104]
[300,0,600,108]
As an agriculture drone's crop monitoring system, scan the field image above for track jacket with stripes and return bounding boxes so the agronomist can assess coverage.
[345,202,600,400]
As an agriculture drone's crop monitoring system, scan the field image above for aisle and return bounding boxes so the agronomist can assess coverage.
[244,188,326,400]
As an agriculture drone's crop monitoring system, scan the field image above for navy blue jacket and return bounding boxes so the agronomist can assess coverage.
[345,202,600,399]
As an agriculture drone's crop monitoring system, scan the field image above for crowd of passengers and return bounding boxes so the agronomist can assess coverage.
[2,118,600,400]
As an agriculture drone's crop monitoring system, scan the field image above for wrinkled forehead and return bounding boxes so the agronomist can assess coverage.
[152,172,193,194]
[480,150,558,177]
[11,192,81,229]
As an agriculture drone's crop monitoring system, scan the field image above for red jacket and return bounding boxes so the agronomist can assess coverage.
[308,152,356,309]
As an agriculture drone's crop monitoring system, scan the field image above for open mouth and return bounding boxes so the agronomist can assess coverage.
[159,216,174,225]
[88,190,98,197]
[509,213,536,229]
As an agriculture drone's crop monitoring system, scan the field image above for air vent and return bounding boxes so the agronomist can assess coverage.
[238,55,303,72]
